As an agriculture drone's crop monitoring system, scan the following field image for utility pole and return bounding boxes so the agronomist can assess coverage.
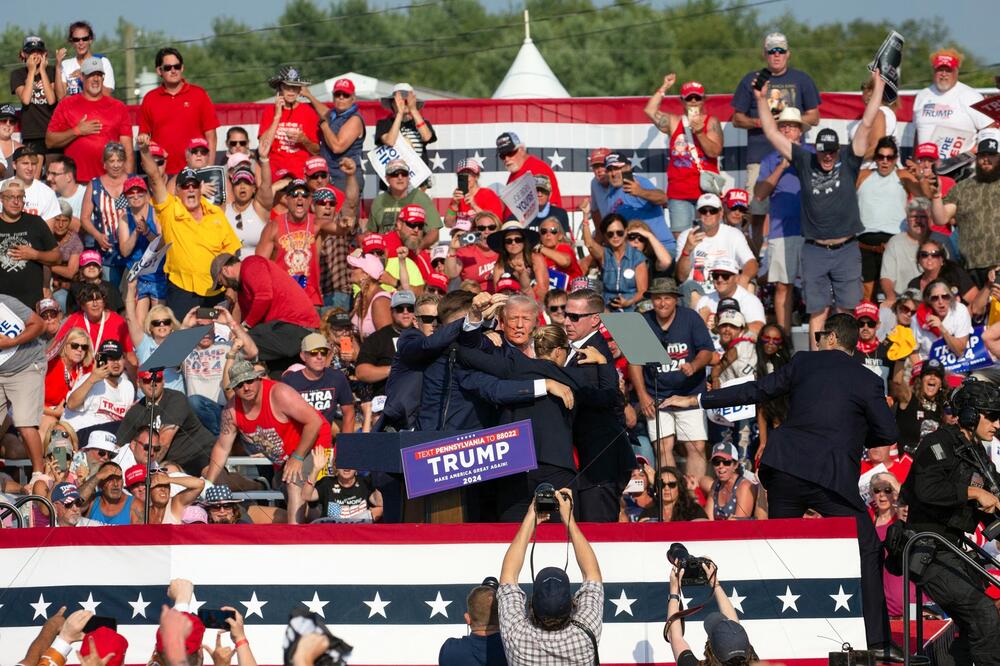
[124,21,135,105]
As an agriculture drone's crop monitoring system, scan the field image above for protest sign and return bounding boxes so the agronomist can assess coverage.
[868,31,904,103]
[928,325,994,374]
[400,420,537,498]
[126,236,170,283]
[0,302,25,369]
[930,125,976,159]
[707,375,756,426]
[501,172,540,224]
[971,96,1000,125]
[367,135,432,188]
[548,267,568,291]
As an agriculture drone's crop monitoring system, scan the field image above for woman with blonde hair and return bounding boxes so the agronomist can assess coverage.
[41,328,92,436]
[347,251,391,339]
[125,280,184,391]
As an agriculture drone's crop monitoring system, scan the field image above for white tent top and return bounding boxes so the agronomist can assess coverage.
[492,11,570,100]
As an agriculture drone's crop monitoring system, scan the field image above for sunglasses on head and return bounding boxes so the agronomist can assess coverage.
[711,457,736,467]
[505,236,524,245]
[160,63,182,72]
[417,314,438,324]
[476,224,497,232]
[393,304,415,313]
[565,311,599,322]
[228,140,248,147]
[698,207,720,215]
[919,250,943,259]
[306,349,330,357]
[605,229,625,238]
[403,221,425,230]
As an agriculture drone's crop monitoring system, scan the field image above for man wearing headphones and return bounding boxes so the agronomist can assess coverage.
[901,380,1000,664]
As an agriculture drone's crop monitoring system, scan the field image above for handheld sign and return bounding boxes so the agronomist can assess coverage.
[928,326,994,375]
[400,420,538,499]
[868,30,904,104]
[368,135,432,189]
[126,236,170,283]
[196,166,227,206]
[707,375,757,426]
[930,125,976,159]
[971,96,1000,125]
[501,172,540,224]
[0,302,25,369]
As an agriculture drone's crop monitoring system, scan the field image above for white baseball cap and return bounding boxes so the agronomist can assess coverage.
[83,431,118,453]
[697,193,723,210]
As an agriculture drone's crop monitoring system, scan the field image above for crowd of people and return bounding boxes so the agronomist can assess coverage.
[2,19,1000,659]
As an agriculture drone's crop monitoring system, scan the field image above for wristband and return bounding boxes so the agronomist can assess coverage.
[234,639,249,650]
[681,250,690,257]
[415,121,427,129]
[291,453,305,462]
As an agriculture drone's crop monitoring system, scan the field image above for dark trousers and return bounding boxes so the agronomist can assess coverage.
[165,282,227,322]
[247,321,314,378]
[495,464,578,522]
[578,482,623,522]
[763,467,890,648]
[916,548,1000,665]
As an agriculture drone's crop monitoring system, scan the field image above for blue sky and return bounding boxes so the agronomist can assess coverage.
[9,0,996,70]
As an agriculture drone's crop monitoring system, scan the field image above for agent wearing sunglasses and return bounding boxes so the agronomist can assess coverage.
[283,332,355,436]
[644,74,724,239]
[138,47,219,175]
[258,65,320,181]
[902,379,1000,661]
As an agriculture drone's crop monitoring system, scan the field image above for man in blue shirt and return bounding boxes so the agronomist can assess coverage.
[588,147,611,225]
[627,277,714,482]
[601,152,674,252]
[439,581,508,666]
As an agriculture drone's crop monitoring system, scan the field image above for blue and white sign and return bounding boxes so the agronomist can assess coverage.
[928,325,994,374]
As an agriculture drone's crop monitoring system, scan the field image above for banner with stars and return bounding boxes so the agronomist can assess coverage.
[0,520,865,665]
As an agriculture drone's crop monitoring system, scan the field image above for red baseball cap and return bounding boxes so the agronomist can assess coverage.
[496,275,521,293]
[80,249,103,267]
[187,137,209,151]
[155,613,205,655]
[124,176,147,193]
[426,272,449,291]
[304,157,328,176]
[125,464,147,488]
[854,300,879,321]
[589,148,610,166]
[915,143,939,159]
[680,81,705,98]
[722,189,750,210]
[932,53,959,70]
[398,205,426,225]
[333,78,356,95]
[362,233,386,253]
[80,627,128,666]
[149,142,167,158]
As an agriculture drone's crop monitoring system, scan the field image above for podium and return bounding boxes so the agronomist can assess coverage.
[338,430,476,524]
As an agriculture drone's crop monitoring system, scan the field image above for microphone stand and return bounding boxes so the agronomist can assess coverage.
[143,368,163,525]
[645,362,663,523]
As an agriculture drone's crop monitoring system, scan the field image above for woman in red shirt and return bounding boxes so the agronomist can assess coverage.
[257,66,320,179]
[535,217,581,289]
[42,327,93,436]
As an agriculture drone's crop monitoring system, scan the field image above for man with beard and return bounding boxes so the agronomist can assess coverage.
[78,461,133,525]
[380,204,434,288]
[932,133,1000,286]
[255,162,359,307]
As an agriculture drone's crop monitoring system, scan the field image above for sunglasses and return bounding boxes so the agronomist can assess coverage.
[875,154,897,162]
[190,148,209,156]
[308,172,329,180]
[476,224,497,232]
[228,140,248,147]
[605,229,625,238]
[813,331,830,344]
[417,314,438,324]
[403,221,426,230]
[710,272,735,281]
[683,95,703,102]
[540,228,561,235]
[505,237,524,245]
[40,310,59,320]
[897,304,915,315]
[928,293,952,302]
[0,118,16,126]
[92,449,113,459]
[663,480,679,489]
[767,47,788,55]
[287,190,309,199]
[154,159,166,167]
[178,181,200,191]
[159,63,183,72]
[626,233,644,241]
[70,36,92,43]
[566,311,599,322]
[388,171,409,178]
[760,335,782,345]
[872,486,894,495]
[548,304,566,312]
[858,319,877,329]
[314,200,336,208]
[142,443,163,453]
[982,411,1000,423]
[306,349,330,357]
[711,457,736,467]
[333,91,353,99]
[234,378,259,390]
[151,319,172,327]
[698,207,721,215]
[393,304,415,313]
[68,341,89,351]
[918,250,944,259]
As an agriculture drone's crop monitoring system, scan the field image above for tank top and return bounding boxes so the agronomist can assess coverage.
[895,396,943,451]
[320,104,366,190]
[272,212,323,306]
[87,495,134,525]
[667,116,719,201]
[226,202,266,258]
[89,176,128,265]
[858,170,907,235]
[234,379,331,464]
[353,290,391,339]
[712,476,751,520]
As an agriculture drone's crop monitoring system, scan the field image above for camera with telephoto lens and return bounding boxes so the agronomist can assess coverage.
[534,482,559,514]
[667,542,710,586]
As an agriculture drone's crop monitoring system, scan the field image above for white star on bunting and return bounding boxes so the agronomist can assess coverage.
[830,585,853,612]
[728,587,747,614]
[188,591,207,614]
[364,591,391,619]
[628,151,645,170]
[429,152,447,171]
[609,589,637,617]
[240,591,268,619]
[30,593,51,620]
[79,592,101,614]
[128,593,150,619]
[680,590,694,608]
[302,591,329,618]
[776,585,801,613]
[470,151,485,166]
[546,150,565,169]
[425,591,452,619]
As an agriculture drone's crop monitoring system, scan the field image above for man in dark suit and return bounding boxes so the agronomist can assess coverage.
[662,313,902,661]
[564,289,632,522]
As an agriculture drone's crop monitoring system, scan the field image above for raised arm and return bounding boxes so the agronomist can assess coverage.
[163,472,206,516]
[755,82,792,161]
[500,502,539,584]
[123,281,145,347]
[644,74,678,135]
[559,488,601,581]
[852,71,886,158]
[137,134,169,204]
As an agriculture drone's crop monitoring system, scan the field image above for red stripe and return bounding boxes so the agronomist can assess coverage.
[121,660,831,666]
[0,518,856,549]
[127,92,913,127]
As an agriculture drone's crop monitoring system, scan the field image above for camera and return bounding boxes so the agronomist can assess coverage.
[534,482,559,514]
[460,232,478,246]
[95,352,106,367]
[667,542,711,586]
[196,307,219,320]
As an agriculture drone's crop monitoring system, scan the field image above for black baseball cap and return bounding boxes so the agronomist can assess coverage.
[0,104,17,120]
[704,612,750,661]
[326,312,352,328]
[531,567,572,621]
[716,297,741,314]
[814,128,840,153]
[22,36,45,53]
[98,339,124,359]
[11,145,39,162]
[496,132,521,157]
[176,167,200,187]
[979,136,999,156]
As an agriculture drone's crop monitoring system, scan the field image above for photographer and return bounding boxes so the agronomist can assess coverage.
[899,380,1000,663]
[497,488,602,665]
[439,579,508,666]
[665,561,757,666]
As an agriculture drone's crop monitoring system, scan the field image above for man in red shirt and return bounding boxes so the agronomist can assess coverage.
[381,204,434,281]
[211,253,320,367]
[446,158,503,227]
[911,142,956,237]
[496,131,562,207]
[138,48,220,174]
[258,66,320,180]
[45,57,133,181]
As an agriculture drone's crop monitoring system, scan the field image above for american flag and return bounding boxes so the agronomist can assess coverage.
[0,520,864,665]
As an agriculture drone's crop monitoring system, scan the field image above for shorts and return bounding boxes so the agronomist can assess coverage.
[767,236,804,284]
[0,362,45,428]
[646,406,708,442]
[138,277,168,301]
[745,163,769,216]
[667,199,697,233]
[857,232,893,283]
[801,240,863,314]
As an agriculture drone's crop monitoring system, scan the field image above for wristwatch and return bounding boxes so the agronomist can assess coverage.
[668,593,682,603]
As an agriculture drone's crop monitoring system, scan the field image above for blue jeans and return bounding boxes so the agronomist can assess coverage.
[667,198,697,233]
[189,395,222,436]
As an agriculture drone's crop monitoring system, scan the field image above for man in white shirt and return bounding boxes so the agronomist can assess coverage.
[695,256,766,336]
[675,193,757,303]
[63,339,135,441]
[46,155,84,224]
[0,146,60,222]
[912,50,992,156]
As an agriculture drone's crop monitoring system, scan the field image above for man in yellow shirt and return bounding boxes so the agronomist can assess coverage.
[137,134,240,319]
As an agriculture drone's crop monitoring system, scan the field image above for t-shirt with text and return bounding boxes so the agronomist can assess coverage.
[790,143,863,241]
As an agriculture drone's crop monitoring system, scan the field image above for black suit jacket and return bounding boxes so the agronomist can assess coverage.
[700,349,898,509]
